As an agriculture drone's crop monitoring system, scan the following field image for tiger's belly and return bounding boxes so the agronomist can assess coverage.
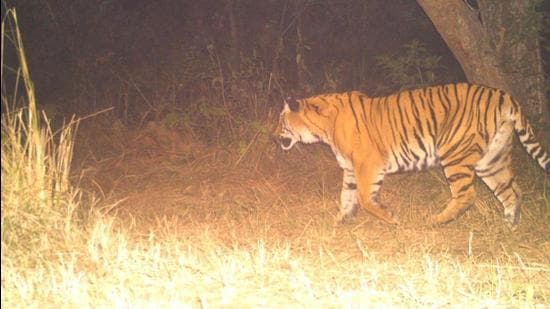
[384,146,440,174]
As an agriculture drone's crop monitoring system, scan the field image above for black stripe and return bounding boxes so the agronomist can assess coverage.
[494,178,513,196]
[418,91,438,136]
[397,138,415,163]
[444,153,474,168]
[359,94,369,129]
[438,86,451,114]
[319,97,332,106]
[480,88,493,142]
[445,85,470,143]
[347,93,361,132]
[409,91,425,136]
[447,172,471,183]
[371,97,389,156]
[303,113,330,137]
[409,147,421,161]
[395,94,412,145]
[487,151,506,165]
[484,88,494,119]
[457,181,474,194]
[533,147,544,160]
[496,91,505,125]
[413,129,427,153]
[500,192,513,204]
[387,97,401,148]
[305,102,320,114]
[476,164,507,178]
[510,97,519,114]
[466,85,484,129]
[390,148,402,170]
[498,90,506,109]
[440,137,466,162]
[474,86,486,107]
[362,96,386,156]
[402,140,420,161]
[429,88,438,114]
[523,136,537,144]
[397,93,408,129]
[457,84,471,120]
[399,151,411,166]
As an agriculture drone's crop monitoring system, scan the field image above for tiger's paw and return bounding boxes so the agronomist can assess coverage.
[371,205,400,225]
[334,204,359,225]
[383,210,400,225]
[428,209,457,227]
[334,211,354,226]
[504,215,520,232]
[504,205,521,231]
[428,213,452,227]
[428,215,443,227]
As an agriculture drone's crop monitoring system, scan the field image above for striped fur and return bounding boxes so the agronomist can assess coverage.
[275,83,549,227]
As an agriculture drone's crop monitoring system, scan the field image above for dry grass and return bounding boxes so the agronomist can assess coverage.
[6,217,549,307]
[6,130,550,307]
[5,101,550,308]
[45,117,547,307]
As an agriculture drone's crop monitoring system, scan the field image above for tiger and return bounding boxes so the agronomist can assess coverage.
[274,83,549,227]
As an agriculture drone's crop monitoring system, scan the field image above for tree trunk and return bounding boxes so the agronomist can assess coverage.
[417,0,548,120]
[477,0,547,117]
[416,0,509,89]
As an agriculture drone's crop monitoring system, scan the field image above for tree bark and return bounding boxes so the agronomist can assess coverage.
[477,0,547,117]
[416,0,510,90]
[417,0,548,120]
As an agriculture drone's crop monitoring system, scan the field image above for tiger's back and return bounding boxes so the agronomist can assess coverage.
[276,83,549,227]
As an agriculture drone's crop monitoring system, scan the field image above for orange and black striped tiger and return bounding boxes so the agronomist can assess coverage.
[275,83,549,227]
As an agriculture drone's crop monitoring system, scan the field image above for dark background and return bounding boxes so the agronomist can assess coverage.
[5,0,547,130]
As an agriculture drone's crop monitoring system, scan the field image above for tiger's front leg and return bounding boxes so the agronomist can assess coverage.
[335,168,359,224]
[354,162,399,225]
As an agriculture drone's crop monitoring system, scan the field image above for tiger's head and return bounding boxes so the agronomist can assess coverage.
[274,96,336,150]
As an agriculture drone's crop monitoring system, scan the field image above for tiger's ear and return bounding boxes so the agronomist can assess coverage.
[284,97,300,112]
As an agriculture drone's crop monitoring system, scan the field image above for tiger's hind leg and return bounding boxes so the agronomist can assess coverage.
[476,121,521,228]
[477,165,521,228]
[432,154,480,225]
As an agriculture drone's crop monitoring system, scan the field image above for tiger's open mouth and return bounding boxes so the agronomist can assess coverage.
[279,137,295,150]
[280,137,292,148]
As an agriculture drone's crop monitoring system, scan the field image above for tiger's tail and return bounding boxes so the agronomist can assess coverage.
[510,100,550,172]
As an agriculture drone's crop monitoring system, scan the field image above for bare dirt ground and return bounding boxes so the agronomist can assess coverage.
[75,117,550,266]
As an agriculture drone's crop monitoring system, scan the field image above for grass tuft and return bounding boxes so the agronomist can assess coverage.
[1,7,81,261]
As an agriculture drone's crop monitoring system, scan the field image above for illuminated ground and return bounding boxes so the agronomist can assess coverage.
[73,117,550,306]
